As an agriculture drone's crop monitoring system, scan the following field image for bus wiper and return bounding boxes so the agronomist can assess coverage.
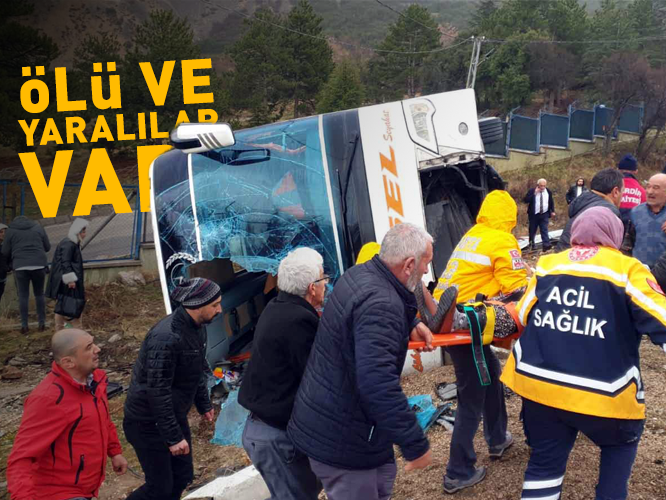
[202,148,272,165]
[338,133,359,261]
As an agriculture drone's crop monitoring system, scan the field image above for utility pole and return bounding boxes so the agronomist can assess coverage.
[466,36,485,89]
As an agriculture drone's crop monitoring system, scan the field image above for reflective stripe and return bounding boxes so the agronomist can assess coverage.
[522,493,560,500]
[519,287,536,325]
[514,342,642,396]
[536,263,627,285]
[523,476,564,490]
[451,251,491,266]
[626,281,666,325]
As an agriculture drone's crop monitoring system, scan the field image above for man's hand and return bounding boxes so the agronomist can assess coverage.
[201,409,215,423]
[111,454,128,475]
[68,282,76,289]
[661,220,666,233]
[550,212,556,218]
[404,449,433,472]
[410,322,434,352]
[169,439,190,456]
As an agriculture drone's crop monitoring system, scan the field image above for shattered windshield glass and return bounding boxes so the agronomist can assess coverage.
[189,117,343,282]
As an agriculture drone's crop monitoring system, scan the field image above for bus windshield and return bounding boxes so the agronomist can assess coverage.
[190,116,343,282]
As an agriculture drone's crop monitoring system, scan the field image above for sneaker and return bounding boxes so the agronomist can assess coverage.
[443,466,487,494]
[489,432,514,459]
[38,323,46,332]
[20,326,29,335]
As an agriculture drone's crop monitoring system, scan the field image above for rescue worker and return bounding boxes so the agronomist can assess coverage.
[432,190,528,494]
[501,206,666,500]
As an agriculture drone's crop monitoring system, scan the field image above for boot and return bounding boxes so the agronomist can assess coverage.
[415,286,458,333]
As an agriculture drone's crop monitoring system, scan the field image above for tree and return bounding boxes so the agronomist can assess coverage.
[282,0,334,117]
[528,44,579,110]
[317,60,365,113]
[635,67,666,159]
[367,4,442,101]
[591,51,651,155]
[470,0,498,31]
[122,10,203,136]
[230,8,291,125]
[0,1,59,150]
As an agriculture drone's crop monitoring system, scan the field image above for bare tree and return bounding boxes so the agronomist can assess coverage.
[528,44,578,111]
[636,67,666,160]
[592,52,651,156]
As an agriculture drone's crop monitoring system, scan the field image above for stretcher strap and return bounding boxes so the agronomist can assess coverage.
[463,304,491,386]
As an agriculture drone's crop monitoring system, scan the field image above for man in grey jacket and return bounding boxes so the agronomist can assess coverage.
[1,216,51,333]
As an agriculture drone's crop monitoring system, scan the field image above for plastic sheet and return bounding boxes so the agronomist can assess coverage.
[211,390,249,447]
[407,394,437,431]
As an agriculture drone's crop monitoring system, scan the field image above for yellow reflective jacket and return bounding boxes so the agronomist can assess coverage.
[501,246,666,419]
[433,190,528,303]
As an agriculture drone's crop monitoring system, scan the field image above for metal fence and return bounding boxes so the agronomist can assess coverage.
[487,102,644,158]
[0,181,153,263]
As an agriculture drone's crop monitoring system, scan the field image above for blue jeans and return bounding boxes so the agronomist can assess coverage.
[242,415,321,500]
[529,212,551,248]
[522,398,644,500]
[445,344,507,480]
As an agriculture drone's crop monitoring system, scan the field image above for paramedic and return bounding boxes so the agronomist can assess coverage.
[433,189,528,494]
[501,206,666,500]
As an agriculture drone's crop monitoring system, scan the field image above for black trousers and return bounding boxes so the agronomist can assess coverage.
[528,212,551,248]
[124,419,194,500]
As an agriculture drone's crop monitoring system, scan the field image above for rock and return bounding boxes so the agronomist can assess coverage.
[0,481,6,489]
[118,271,146,287]
[8,356,27,367]
[2,366,23,380]
[108,334,122,343]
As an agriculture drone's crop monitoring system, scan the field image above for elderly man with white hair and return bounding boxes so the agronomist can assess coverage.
[287,223,447,500]
[524,178,556,251]
[239,247,328,500]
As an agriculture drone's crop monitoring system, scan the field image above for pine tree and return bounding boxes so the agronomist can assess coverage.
[317,60,365,113]
[282,0,334,117]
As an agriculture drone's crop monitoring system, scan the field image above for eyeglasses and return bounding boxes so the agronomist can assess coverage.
[312,275,330,284]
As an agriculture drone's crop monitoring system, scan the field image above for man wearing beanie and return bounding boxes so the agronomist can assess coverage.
[123,278,222,500]
[618,153,646,222]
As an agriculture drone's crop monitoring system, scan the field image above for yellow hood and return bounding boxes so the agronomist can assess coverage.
[476,190,517,233]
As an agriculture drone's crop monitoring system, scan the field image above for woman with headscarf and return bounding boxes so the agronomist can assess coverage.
[46,218,89,331]
[500,206,666,500]
[565,177,587,205]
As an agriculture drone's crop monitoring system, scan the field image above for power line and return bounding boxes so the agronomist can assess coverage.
[203,0,473,55]
[483,34,666,44]
[373,0,458,39]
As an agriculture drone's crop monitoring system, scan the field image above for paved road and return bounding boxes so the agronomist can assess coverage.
[44,212,153,262]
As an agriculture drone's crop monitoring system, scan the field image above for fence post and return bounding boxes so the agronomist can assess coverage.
[537,110,542,150]
[567,104,572,142]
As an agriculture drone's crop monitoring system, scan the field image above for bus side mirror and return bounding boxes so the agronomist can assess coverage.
[170,123,236,154]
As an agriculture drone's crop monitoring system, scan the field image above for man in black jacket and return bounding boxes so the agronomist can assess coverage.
[524,179,556,251]
[239,248,327,500]
[288,223,435,500]
[556,168,624,252]
[123,278,221,500]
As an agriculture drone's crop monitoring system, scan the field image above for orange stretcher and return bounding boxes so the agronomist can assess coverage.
[408,332,514,351]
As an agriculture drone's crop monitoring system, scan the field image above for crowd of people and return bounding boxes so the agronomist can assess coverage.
[5,153,666,500]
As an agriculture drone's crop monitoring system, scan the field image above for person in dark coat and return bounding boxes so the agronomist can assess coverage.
[46,218,89,331]
[565,178,587,205]
[524,179,556,251]
[556,168,624,252]
[239,248,327,500]
[1,216,51,333]
[288,223,435,500]
[0,223,8,306]
[123,278,221,500]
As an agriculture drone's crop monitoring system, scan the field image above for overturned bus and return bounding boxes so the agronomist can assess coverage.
[149,88,505,370]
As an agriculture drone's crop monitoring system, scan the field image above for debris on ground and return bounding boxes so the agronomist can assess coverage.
[436,382,457,401]
[1,366,23,381]
[211,390,249,448]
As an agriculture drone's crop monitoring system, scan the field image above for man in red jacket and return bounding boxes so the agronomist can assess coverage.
[7,329,127,500]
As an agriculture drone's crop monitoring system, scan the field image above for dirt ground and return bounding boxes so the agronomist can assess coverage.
[2,278,666,500]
